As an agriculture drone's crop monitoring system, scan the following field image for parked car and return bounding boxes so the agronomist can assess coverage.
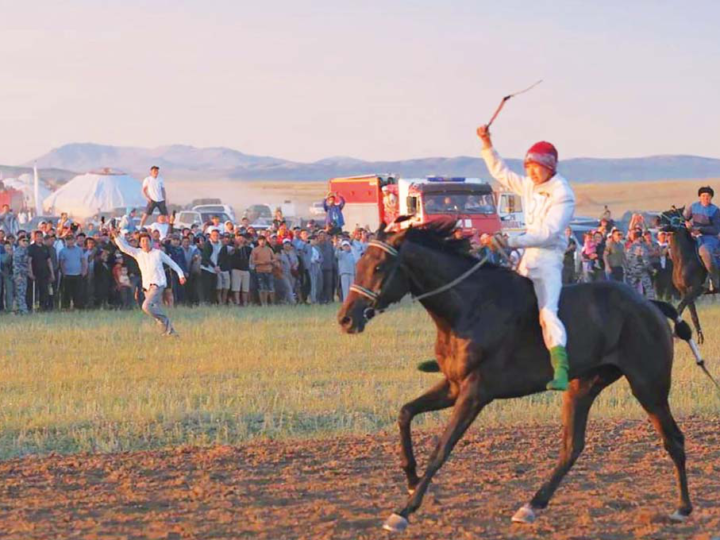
[309,201,326,216]
[244,204,272,223]
[175,210,232,230]
[192,204,236,222]
[190,198,222,207]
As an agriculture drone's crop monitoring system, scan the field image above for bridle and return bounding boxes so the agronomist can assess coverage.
[349,238,490,320]
[349,240,402,320]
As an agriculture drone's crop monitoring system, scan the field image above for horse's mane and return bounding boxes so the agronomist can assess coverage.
[381,218,508,272]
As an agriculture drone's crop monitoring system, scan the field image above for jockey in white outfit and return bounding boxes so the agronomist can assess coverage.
[477,125,576,391]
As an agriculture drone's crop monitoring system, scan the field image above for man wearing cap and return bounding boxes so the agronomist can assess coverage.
[684,186,720,292]
[336,239,356,301]
[113,229,185,336]
[478,125,576,391]
[140,166,168,228]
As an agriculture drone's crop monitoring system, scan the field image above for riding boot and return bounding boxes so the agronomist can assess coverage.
[546,346,570,391]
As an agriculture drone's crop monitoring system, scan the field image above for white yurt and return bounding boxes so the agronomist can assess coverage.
[43,168,145,218]
[1,174,53,208]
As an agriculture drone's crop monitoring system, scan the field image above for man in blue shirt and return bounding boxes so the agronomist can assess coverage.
[684,186,720,291]
[59,234,88,309]
[323,192,346,232]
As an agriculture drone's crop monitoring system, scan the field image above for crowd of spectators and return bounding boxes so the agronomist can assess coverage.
[561,214,675,300]
[0,200,372,314]
[0,198,682,316]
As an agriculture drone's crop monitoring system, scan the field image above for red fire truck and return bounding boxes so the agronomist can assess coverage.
[328,175,504,236]
[0,186,24,211]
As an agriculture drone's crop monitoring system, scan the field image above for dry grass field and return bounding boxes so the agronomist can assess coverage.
[171,178,720,221]
[1,301,719,460]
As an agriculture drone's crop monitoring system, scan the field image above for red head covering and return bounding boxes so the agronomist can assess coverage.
[525,141,558,174]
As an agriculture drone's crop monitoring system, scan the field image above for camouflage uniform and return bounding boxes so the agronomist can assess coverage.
[12,244,30,314]
[626,239,655,300]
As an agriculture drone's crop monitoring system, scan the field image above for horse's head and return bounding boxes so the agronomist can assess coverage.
[337,220,412,334]
[659,206,686,233]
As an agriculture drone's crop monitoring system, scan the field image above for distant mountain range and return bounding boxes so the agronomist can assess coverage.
[25,143,720,183]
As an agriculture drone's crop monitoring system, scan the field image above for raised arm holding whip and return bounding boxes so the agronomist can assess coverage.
[477,125,576,390]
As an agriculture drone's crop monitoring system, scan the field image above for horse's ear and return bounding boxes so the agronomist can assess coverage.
[382,214,414,235]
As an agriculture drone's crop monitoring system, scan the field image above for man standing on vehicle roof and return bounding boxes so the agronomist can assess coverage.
[140,166,168,228]
[477,125,576,391]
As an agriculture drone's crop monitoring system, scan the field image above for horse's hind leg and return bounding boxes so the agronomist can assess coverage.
[627,384,692,521]
[687,302,704,344]
[398,378,456,493]
[513,366,621,524]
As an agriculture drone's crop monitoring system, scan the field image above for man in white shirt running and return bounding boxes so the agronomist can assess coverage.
[140,166,168,227]
[113,229,186,336]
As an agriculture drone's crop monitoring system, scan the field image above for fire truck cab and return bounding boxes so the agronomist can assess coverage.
[398,177,501,236]
[329,175,503,237]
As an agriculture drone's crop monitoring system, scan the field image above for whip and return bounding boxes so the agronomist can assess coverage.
[486,79,543,128]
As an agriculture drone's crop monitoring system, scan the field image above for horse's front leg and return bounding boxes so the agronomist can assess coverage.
[383,374,489,532]
[398,378,456,493]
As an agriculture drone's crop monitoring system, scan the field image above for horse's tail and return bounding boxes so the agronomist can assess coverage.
[649,300,692,341]
[417,359,441,373]
[649,300,720,393]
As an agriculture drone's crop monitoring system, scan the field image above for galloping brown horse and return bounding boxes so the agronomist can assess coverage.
[338,218,694,532]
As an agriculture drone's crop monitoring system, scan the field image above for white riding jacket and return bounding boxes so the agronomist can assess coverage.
[482,147,575,275]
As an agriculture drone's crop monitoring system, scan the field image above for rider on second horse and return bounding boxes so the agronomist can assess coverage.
[477,125,576,391]
[683,186,720,292]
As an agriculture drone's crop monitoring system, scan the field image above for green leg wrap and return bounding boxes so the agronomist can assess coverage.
[546,345,570,391]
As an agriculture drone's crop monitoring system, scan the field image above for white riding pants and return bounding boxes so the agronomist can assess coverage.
[523,260,567,350]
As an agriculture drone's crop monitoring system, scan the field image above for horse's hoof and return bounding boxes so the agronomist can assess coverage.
[382,513,409,532]
[511,503,537,524]
[669,510,690,523]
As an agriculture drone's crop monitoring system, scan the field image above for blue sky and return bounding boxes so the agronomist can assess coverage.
[3,0,719,165]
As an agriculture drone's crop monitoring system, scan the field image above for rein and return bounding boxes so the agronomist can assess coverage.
[349,239,490,314]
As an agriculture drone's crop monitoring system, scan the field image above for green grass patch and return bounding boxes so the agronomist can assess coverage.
[0,301,719,459]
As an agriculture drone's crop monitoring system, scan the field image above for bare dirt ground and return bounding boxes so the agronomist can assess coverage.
[2,418,719,540]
